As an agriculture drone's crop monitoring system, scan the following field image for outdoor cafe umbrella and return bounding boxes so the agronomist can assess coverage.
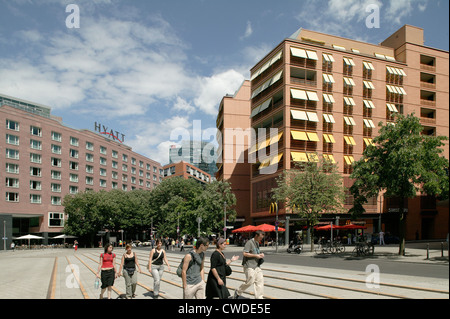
[254,223,286,232]
[15,234,44,248]
[340,224,367,230]
[232,225,257,233]
[314,224,345,231]
[51,234,77,245]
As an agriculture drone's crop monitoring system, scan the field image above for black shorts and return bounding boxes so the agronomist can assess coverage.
[101,269,115,289]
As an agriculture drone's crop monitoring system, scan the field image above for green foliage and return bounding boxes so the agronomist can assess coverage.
[63,177,237,246]
[350,113,449,255]
[272,159,346,251]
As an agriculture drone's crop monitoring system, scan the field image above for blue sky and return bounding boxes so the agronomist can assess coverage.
[0,0,448,165]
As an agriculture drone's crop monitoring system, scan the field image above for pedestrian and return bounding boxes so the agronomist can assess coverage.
[347,233,352,245]
[206,238,239,299]
[10,242,15,252]
[181,237,209,299]
[171,238,175,251]
[180,239,185,252]
[118,244,142,299]
[148,239,171,298]
[73,240,78,252]
[233,230,265,299]
[379,230,385,245]
[96,244,117,299]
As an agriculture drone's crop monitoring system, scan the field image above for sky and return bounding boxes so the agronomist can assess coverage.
[0,0,448,165]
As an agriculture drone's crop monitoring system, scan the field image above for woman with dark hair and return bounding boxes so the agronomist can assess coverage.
[206,238,239,299]
[148,239,171,298]
[96,244,117,299]
[118,244,142,299]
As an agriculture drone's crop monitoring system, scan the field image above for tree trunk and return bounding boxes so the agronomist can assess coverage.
[398,198,406,256]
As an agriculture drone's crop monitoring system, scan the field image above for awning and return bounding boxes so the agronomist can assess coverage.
[290,88,308,100]
[344,77,356,86]
[344,155,355,165]
[363,81,375,89]
[363,119,376,128]
[363,100,375,109]
[343,57,355,66]
[344,136,356,146]
[323,93,335,103]
[363,61,375,70]
[363,138,374,146]
[291,131,309,141]
[323,133,336,143]
[291,151,309,162]
[344,116,356,126]
[323,113,336,123]
[323,154,336,163]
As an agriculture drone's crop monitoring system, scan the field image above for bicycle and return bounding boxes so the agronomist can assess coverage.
[352,242,375,257]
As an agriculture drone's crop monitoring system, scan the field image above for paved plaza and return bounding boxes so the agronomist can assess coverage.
[0,242,448,300]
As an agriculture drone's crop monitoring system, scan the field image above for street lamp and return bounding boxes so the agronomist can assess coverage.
[224,201,227,240]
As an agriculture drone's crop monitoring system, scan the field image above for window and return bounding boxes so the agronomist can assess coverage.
[69,149,78,158]
[30,126,42,137]
[30,153,42,164]
[6,134,19,145]
[70,137,79,147]
[100,179,107,188]
[100,146,107,155]
[51,183,61,192]
[112,150,118,158]
[69,186,78,194]
[100,157,107,166]
[30,167,41,177]
[51,157,61,167]
[51,197,61,206]
[69,161,79,170]
[51,131,62,142]
[86,141,94,151]
[6,177,19,188]
[51,144,61,154]
[86,165,94,174]
[86,153,94,162]
[86,177,94,185]
[51,170,61,180]
[49,212,64,227]
[30,139,42,150]
[6,163,19,174]
[6,119,19,131]
[30,194,41,204]
[6,192,19,202]
[100,168,107,176]
[122,164,128,172]
[30,180,41,190]
[122,154,128,162]
[69,174,78,182]
[6,149,19,160]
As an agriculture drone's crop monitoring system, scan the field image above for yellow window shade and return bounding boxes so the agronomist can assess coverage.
[344,156,355,165]
[258,158,270,169]
[349,136,356,145]
[344,136,352,145]
[269,153,283,166]
[364,138,374,146]
[257,138,270,151]
[306,132,319,142]
[269,131,283,146]
[323,154,336,163]
[291,152,308,162]
[323,134,331,143]
[291,131,308,141]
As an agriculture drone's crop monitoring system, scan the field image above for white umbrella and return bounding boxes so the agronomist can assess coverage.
[15,234,44,248]
[51,234,77,245]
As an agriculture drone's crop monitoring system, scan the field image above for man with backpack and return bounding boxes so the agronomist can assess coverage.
[180,237,210,299]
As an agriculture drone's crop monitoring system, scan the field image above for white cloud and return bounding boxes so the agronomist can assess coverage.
[173,96,196,114]
[193,69,245,116]
[240,21,253,40]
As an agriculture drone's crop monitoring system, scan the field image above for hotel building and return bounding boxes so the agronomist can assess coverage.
[0,94,164,249]
[216,25,449,240]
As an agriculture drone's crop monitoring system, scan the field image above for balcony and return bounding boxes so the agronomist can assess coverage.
[420,82,436,89]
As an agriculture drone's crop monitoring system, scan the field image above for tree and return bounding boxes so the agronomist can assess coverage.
[272,160,346,252]
[350,114,449,255]
[195,180,237,236]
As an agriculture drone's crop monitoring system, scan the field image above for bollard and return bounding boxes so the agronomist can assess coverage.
[426,243,429,260]
[441,242,444,257]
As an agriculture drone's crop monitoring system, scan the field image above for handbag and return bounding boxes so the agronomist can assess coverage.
[125,267,135,276]
[217,250,232,276]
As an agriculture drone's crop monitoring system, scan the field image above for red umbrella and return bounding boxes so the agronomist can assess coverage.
[314,224,344,231]
[254,223,286,232]
[340,224,367,230]
[232,225,257,233]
